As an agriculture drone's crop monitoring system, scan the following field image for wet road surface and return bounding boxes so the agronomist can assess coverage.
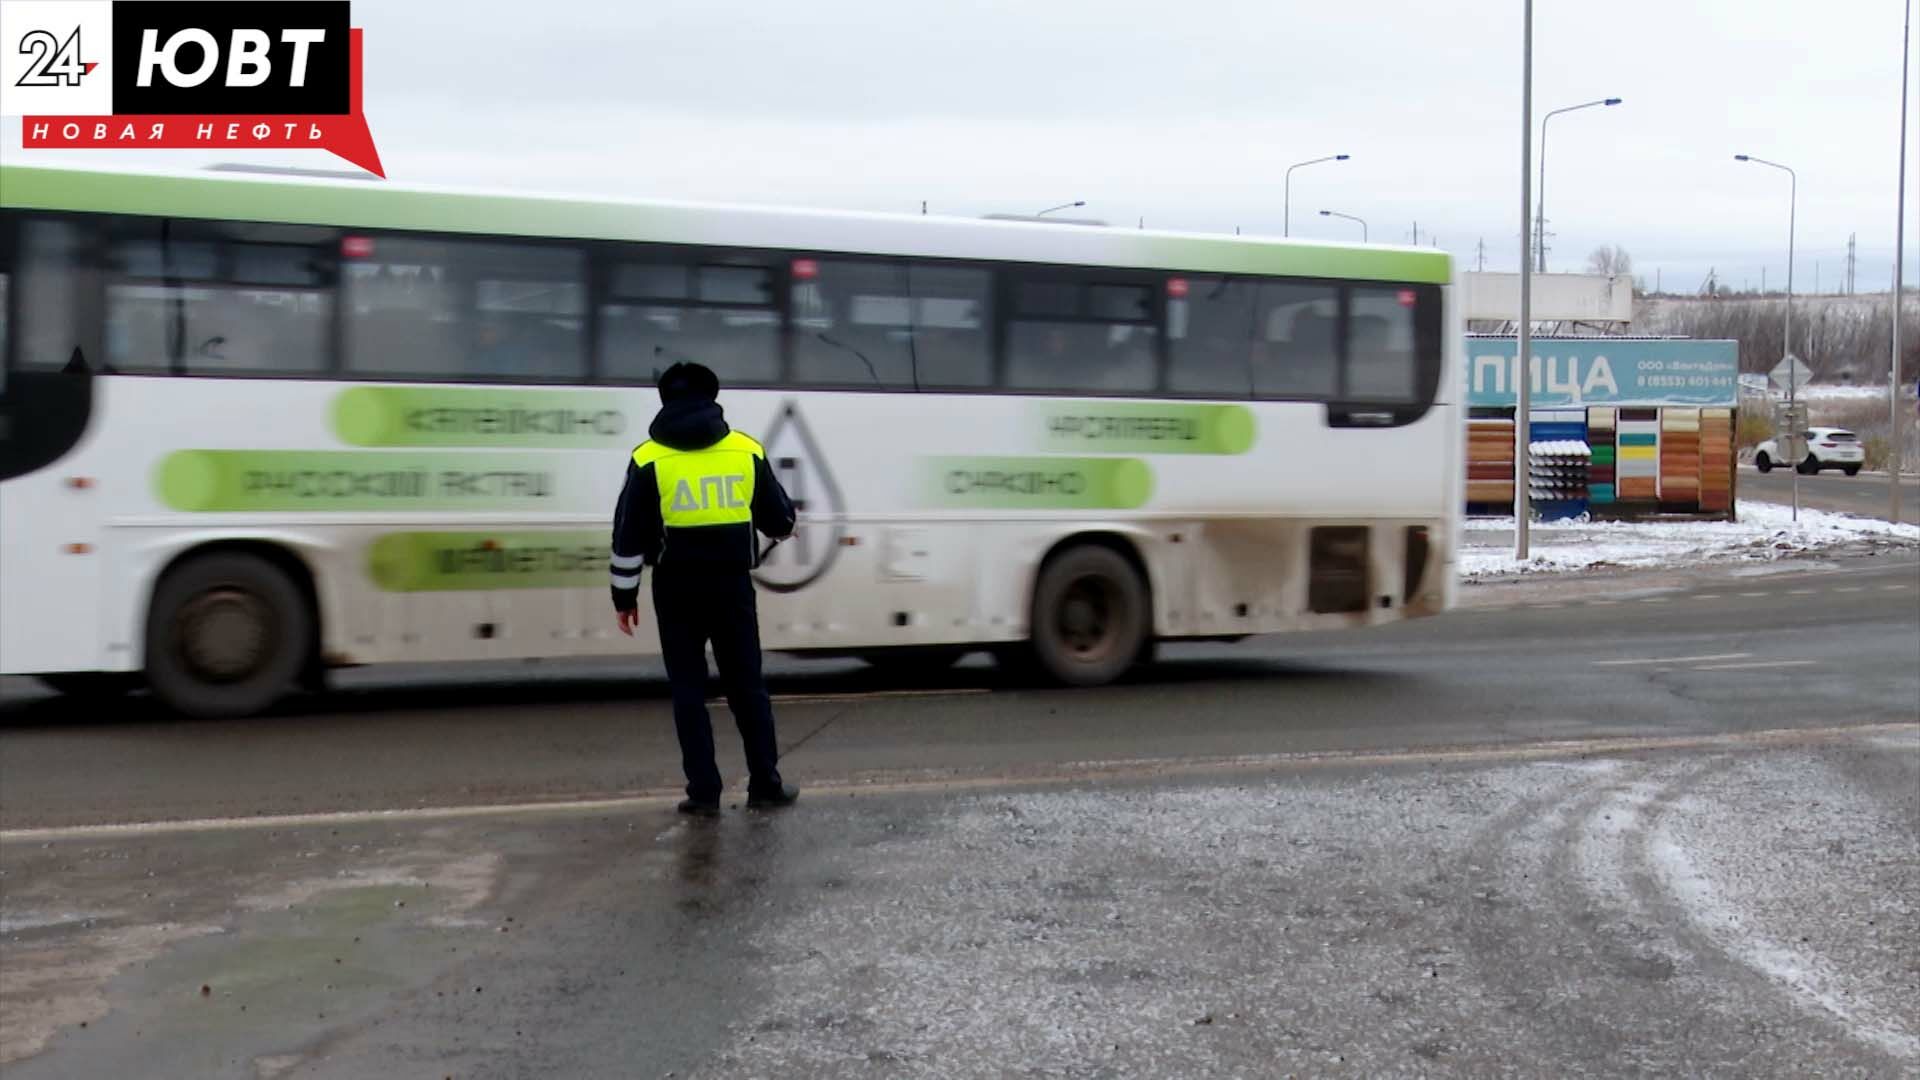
[1,726,1914,1078]
[1,555,1915,1077]
[1740,464,1920,524]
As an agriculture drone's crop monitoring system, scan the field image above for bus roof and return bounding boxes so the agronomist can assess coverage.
[0,163,1452,285]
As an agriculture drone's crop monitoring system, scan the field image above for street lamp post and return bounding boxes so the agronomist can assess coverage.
[1737,153,1799,521]
[1317,209,1368,242]
[1517,0,1533,559]
[1284,154,1349,237]
[1534,97,1621,272]
[1037,201,1085,217]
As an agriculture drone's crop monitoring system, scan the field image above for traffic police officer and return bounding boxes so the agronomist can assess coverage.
[611,362,799,815]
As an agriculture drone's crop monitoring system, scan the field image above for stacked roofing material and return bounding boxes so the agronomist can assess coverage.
[1699,407,1734,514]
[1587,407,1618,505]
[1616,408,1661,502]
[1467,417,1516,507]
[1659,408,1702,504]
[1527,410,1590,520]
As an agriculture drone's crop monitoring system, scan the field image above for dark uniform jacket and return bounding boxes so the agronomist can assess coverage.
[609,398,796,612]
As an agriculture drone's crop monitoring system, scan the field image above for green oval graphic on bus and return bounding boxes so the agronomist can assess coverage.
[1036,403,1255,455]
[332,387,634,447]
[368,531,607,592]
[919,457,1153,510]
[156,450,573,511]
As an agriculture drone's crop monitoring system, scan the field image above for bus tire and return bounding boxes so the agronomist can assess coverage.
[145,552,313,719]
[1028,544,1150,687]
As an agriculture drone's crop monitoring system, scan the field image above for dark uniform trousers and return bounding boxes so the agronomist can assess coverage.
[652,568,783,802]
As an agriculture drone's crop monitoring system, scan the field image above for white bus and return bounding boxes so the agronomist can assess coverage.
[0,164,1463,717]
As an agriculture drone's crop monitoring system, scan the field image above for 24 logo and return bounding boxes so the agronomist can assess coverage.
[15,27,97,86]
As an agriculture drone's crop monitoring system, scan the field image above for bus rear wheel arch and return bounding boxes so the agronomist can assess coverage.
[1023,538,1153,687]
[144,547,317,718]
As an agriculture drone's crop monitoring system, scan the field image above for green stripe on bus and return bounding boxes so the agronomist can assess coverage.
[919,457,1153,510]
[332,386,637,447]
[1036,403,1255,455]
[1,165,1452,285]
[368,531,607,592]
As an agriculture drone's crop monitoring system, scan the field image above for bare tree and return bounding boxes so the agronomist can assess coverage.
[1587,244,1633,276]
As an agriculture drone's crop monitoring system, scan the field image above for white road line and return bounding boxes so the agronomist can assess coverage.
[1692,660,1820,671]
[1885,584,1912,591]
[1739,591,1770,597]
[1530,603,1565,610]
[1833,586,1864,593]
[1787,589,1817,595]
[1593,653,1751,667]
[1694,594,1722,600]
[5,722,1912,843]
[1588,600,1619,606]
[1637,597,1670,604]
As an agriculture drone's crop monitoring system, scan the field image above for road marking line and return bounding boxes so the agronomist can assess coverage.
[1833,586,1864,593]
[4,722,1912,844]
[1530,603,1565,610]
[1788,589,1817,595]
[1637,597,1670,604]
[1885,584,1912,591]
[1593,653,1751,667]
[1587,600,1619,606]
[1693,660,1820,671]
[1739,591,1770,597]
[1695,594,1722,600]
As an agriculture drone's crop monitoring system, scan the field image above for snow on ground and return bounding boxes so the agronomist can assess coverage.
[1461,501,1919,579]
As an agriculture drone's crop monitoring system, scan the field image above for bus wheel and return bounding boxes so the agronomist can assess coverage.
[38,672,141,699]
[145,552,312,719]
[1029,545,1149,687]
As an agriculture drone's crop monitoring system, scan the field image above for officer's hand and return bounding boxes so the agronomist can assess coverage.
[616,609,638,637]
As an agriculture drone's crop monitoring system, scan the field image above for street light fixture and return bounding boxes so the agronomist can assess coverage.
[1283,154,1350,237]
[1534,97,1622,272]
[1037,201,1086,217]
[1736,152,1800,522]
[1318,209,1368,242]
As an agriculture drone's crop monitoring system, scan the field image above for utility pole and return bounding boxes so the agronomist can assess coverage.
[1847,233,1858,294]
[1891,0,1910,523]
[1516,0,1534,560]
[1476,238,1487,271]
[1656,268,1662,294]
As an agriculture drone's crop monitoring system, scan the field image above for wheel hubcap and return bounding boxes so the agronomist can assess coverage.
[176,587,273,682]
[1057,575,1122,660]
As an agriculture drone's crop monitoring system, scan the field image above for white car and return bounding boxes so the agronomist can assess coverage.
[1755,426,1866,475]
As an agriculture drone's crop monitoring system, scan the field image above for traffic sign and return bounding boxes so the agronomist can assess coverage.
[1769,354,1813,392]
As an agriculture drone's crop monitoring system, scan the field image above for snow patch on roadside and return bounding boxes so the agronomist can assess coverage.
[1462,502,1917,579]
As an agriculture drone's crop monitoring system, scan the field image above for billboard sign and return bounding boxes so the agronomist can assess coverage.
[1464,338,1740,408]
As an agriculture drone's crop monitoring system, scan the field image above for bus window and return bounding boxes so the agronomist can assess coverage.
[1005,277,1157,394]
[1250,282,1339,400]
[345,236,586,381]
[599,255,780,387]
[1167,275,1255,398]
[1345,286,1419,402]
[15,218,96,372]
[906,264,993,389]
[104,222,335,376]
[791,260,916,389]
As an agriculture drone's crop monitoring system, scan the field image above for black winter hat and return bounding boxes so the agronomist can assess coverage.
[657,362,720,403]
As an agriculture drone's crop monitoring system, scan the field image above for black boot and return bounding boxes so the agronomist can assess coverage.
[677,797,720,817]
[746,782,799,809]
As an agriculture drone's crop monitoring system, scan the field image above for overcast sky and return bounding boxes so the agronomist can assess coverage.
[7,0,1917,293]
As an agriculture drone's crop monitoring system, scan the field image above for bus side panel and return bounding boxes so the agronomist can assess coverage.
[0,412,109,678]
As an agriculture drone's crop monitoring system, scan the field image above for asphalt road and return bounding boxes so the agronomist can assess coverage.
[2,558,1916,829]
[2,555,1915,1077]
[1739,463,1920,524]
